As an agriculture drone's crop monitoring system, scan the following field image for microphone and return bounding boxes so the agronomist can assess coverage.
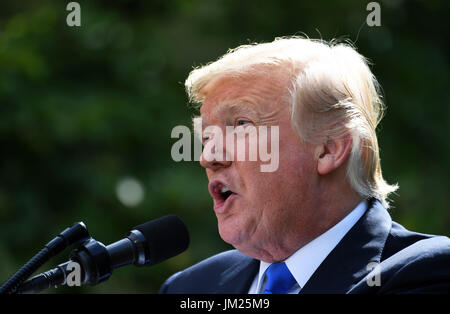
[16,215,189,293]
[106,214,190,268]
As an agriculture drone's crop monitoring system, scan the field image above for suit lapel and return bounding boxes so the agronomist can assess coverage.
[300,199,392,293]
[215,254,259,293]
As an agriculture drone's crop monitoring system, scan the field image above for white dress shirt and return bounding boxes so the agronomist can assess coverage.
[248,200,368,294]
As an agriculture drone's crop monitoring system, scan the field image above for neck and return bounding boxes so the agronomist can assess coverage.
[241,188,363,263]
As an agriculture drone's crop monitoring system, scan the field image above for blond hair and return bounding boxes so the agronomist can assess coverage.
[185,36,398,208]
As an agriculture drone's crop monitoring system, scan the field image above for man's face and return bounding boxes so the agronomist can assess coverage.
[199,72,320,262]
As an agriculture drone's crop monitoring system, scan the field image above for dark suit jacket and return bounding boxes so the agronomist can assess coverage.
[159,199,450,293]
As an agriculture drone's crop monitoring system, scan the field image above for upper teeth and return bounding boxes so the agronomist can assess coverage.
[220,186,230,193]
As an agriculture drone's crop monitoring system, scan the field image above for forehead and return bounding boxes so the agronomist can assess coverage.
[199,71,291,122]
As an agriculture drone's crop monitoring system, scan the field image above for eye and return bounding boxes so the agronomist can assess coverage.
[202,135,210,145]
[235,119,252,127]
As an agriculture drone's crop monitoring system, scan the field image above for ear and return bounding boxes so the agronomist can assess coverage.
[316,135,353,175]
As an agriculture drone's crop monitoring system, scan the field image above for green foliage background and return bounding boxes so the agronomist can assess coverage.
[0,0,449,293]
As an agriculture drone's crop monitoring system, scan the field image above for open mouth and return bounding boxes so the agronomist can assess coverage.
[219,185,233,202]
[209,181,238,213]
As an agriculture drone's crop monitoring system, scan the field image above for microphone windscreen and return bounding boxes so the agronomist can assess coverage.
[133,215,189,266]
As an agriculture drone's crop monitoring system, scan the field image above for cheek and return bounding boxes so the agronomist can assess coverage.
[241,170,284,211]
[260,145,315,202]
[234,128,315,204]
[280,129,316,175]
[236,146,307,202]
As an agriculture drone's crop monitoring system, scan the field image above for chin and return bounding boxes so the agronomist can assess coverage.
[218,224,240,246]
[217,218,247,247]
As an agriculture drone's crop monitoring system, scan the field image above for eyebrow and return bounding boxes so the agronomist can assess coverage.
[217,102,257,116]
[200,102,258,125]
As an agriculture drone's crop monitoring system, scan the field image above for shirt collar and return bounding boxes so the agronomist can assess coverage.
[255,199,368,292]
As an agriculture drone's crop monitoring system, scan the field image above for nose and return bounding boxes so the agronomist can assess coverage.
[200,150,232,171]
[200,129,232,171]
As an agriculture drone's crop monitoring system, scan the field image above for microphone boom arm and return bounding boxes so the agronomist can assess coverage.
[11,214,189,294]
[17,230,150,293]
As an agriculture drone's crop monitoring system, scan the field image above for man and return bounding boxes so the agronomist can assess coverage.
[160,37,450,293]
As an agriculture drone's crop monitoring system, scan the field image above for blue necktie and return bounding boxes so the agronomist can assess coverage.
[263,262,297,294]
